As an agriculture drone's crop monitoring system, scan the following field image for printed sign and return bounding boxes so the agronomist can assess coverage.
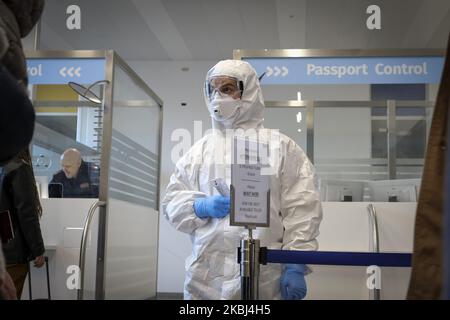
[244,56,444,84]
[230,137,270,227]
[27,58,106,84]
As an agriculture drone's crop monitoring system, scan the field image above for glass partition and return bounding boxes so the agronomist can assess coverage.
[29,83,105,299]
[31,84,103,198]
[395,105,432,180]
[25,51,162,300]
[314,103,387,202]
[264,107,307,151]
[265,100,434,202]
[102,59,161,299]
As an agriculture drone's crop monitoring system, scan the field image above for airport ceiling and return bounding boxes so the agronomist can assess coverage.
[39,0,450,61]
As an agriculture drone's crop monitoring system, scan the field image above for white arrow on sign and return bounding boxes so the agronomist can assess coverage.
[59,66,82,77]
[265,66,289,77]
[274,66,281,76]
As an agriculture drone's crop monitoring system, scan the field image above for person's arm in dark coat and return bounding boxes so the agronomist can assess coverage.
[9,164,45,259]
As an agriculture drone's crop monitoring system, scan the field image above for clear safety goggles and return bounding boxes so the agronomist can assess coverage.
[205,76,243,101]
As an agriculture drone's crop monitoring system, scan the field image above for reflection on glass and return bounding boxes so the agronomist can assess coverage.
[31,84,102,198]
[319,179,365,202]
[264,103,429,202]
[315,106,387,182]
[395,107,427,180]
[317,178,421,202]
[68,80,109,104]
[264,107,307,151]
[366,179,420,202]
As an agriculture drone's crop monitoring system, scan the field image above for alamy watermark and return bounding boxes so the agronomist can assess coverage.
[66,265,81,290]
[366,265,381,290]
[366,5,381,30]
[66,5,81,30]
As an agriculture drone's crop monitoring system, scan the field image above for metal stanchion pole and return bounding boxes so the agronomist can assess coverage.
[240,237,251,300]
[252,238,260,300]
[240,226,261,300]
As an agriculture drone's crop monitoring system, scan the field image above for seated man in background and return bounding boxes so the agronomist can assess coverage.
[49,148,99,198]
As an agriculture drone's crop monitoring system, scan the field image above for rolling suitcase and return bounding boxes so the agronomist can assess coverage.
[27,256,51,300]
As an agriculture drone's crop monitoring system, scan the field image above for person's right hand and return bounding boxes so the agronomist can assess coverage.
[0,272,17,300]
[34,255,45,268]
[194,195,230,219]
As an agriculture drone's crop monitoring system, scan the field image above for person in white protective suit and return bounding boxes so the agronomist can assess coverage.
[162,60,322,300]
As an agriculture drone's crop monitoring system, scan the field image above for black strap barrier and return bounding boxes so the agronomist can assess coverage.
[265,250,412,267]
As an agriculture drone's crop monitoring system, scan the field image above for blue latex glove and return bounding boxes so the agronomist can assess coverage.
[280,264,307,300]
[193,195,230,219]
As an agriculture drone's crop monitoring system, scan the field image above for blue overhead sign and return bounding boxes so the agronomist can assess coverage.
[244,56,444,84]
[26,58,106,84]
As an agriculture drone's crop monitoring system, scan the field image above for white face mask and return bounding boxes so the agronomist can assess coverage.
[209,94,241,122]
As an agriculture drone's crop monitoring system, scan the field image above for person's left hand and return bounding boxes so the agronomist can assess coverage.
[34,255,45,268]
[280,264,307,300]
[0,272,17,300]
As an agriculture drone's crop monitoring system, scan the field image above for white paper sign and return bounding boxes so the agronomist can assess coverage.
[230,137,270,227]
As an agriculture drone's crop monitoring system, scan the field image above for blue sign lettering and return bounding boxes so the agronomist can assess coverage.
[244,56,444,84]
[26,58,106,84]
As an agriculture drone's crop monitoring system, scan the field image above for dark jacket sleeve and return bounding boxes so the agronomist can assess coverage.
[9,164,45,259]
[49,172,62,184]
[0,64,35,164]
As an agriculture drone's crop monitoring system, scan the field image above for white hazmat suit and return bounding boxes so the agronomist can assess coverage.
[162,60,322,300]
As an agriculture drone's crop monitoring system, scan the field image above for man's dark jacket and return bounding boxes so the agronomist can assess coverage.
[50,161,100,198]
